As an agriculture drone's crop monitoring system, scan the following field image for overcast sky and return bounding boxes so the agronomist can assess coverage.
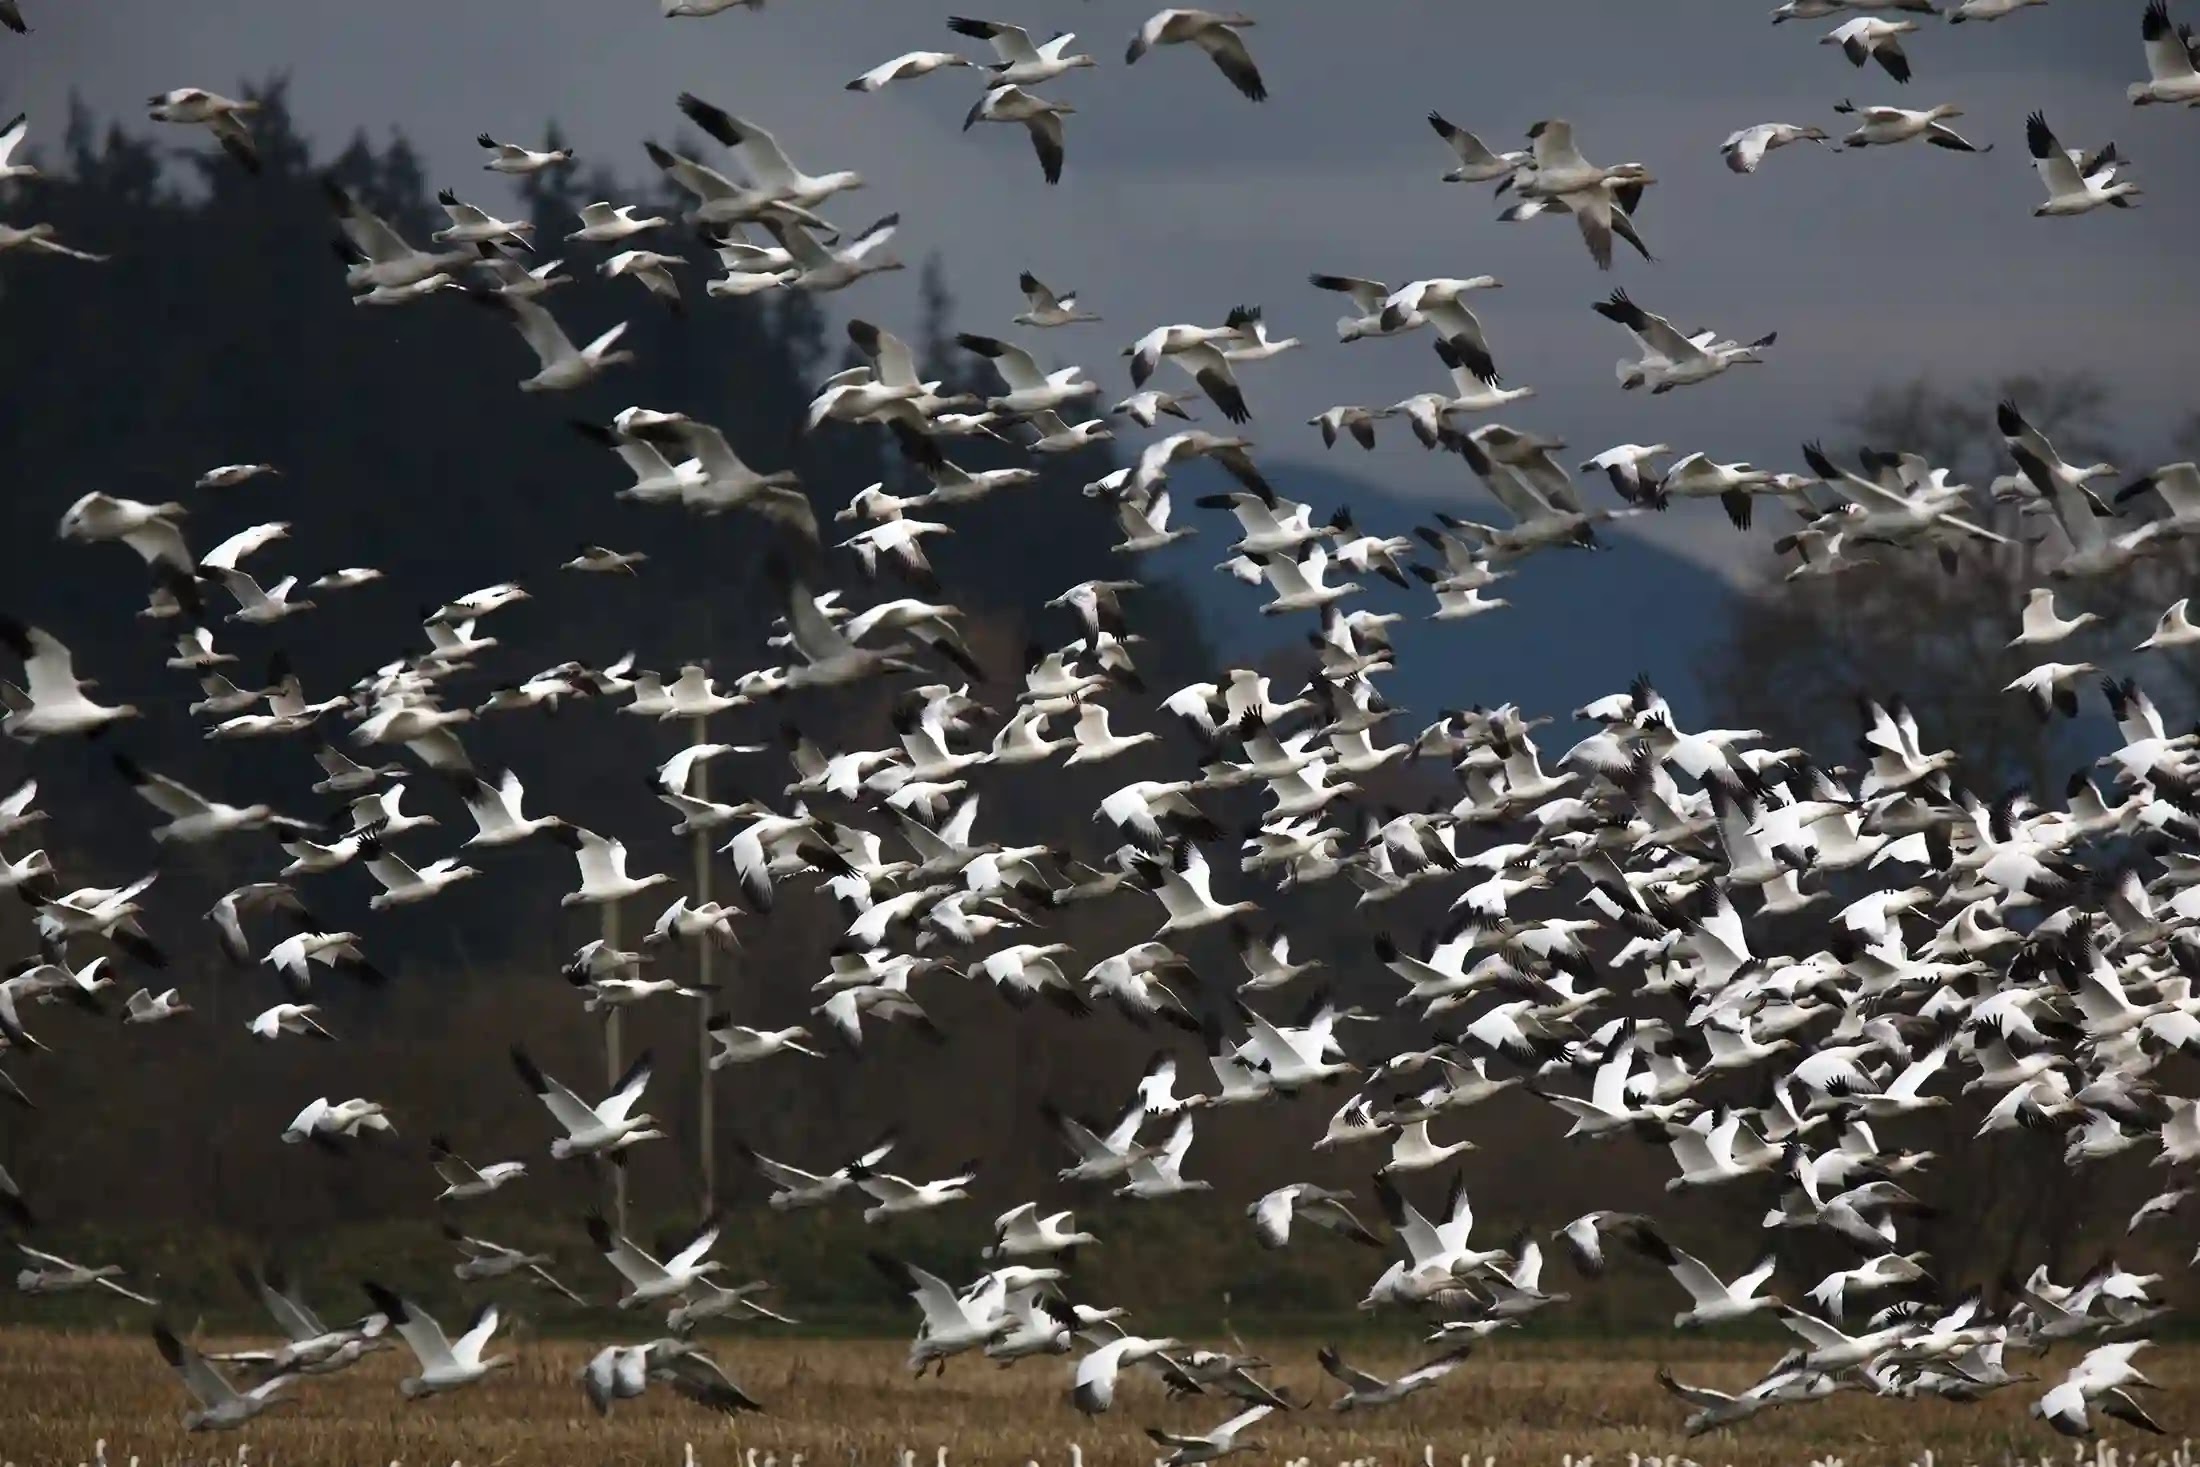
[19,0,2200,579]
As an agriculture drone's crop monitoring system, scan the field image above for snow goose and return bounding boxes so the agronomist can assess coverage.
[114,756,300,843]
[2136,595,2200,650]
[705,1017,820,1067]
[56,492,190,572]
[324,177,473,288]
[0,777,42,839]
[0,220,107,261]
[848,1159,976,1221]
[763,212,904,292]
[2131,1,2200,103]
[146,89,261,172]
[1128,11,1265,100]
[739,1132,895,1211]
[549,824,669,906]
[478,132,571,172]
[959,86,1078,186]
[1722,122,1831,173]
[603,249,686,312]
[1113,389,1197,427]
[123,987,190,1024]
[1044,1097,1155,1182]
[1015,270,1099,327]
[429,1136,524,1201]
[950,17,1097,86]
[1115,1112,1209,1198]
[0,619,139,739]
[1136,841,1261,934]
[471,292,633,392]
[218,1262,387,1375]
[988,1203,1097,1258]
[568,201,666,243]
[432,189,532,249]
[623,412,813,534]
[1147,1403,1275,1465]
[15,1243,156,1304]
[2028,112,2140,215]
[1833,99,1988,150]
[1951,0,2048,16]
[2032,1341,2163,1436]
[362,1283,512,1399]
[587,1211,725,1308]
[1070,1331,1184,1413]
[1249,1183,1380,1249]
[512,1046,661,1159]
[0,112,37,184]
[1221,309,1298,363]
[2010,585,2099,645]
[1595,290,1774,393]
[282,1096,393,1148]
[1426,112,1526,183]
[360,833,478,910]
[1318,1345,1472,1411]
[848,49,976,91]
[641,140,816,231]
[956,333,1096,413]
[872,1252,1012,1373]
[194,461,278,490]
[154,1323,297,1431]
[1251,541,1360,614]
[1823,18,1919,82]
[1629,1226,1781,1327]
[677,93,864,209]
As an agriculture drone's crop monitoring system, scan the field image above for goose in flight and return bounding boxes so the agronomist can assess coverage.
[217,1261,388,1376]
[114,756,304,844]
[478,132,572,172]
[469,292,632,393]
[1128,11,1266,101]
[871,1252,1012,1373]
[1318,1344,1473,1411]
[1833,100,1989,151]
[987,1202,1098,1258]
[763,212,903,292]
[581,1339,762,1417]
[1116,1111,1209,1198]
[1249,1183,1382,1249]
[848,1158,977,1222]
[432,189,533,250]
[282,1096,393,1148]
[677,93,864,210]
[511,1046,663,1159]
[1017,270,1100,327]
[1144,1403,1275,1465]
[1772,0,1937,17]
[602,249,686,312]
[739,1131,896,1211]
[0,619,140,739]
[0,220,109,262]
[359,833,478,910]
[1656,1366,1833,1436]
[1044,1096,1156,1181]
[430,1136,525,1201]
[1951,0,2048,16]
[587,1211,726,1308]
[147,89,261,172]
[1823,18,1919,83]
[1427,112,1526,184]
[568,201,666,243]
[362,1283,512,1399]
[1629,1226,1781,1327]
[957,333,1097,414]
[621,412,814,535]
[1721,123,1830,173]
[1380,277,1504,383]
[1595,290,1775,393]
[154,1323,297,1431]
[2131,1,2200,104]
[57,491,190,573]
[950,17,1098,87]
[16,1243,157,1305]
[324,178,473,290]
[2010,586,2099,645]
[2027,112,2140,215]
[2033,1341,2164,1437]
[123,987,190,1024]
[847,49,977,92]
[0,113,38,183]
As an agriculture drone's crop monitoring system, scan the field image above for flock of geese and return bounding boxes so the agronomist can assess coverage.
[5,0,2200,1454]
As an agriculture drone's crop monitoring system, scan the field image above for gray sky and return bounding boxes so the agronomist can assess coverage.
[21,0,2200,580]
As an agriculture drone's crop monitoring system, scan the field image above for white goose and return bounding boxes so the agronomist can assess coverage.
[2027,112,2140,216]
[1127,10,1266,101]
[361,1283,513,1399]
[511,1046,663,1159]
[154,1323,298,1431]
[473,293,633,393]
[0,619,140,739]
[588,1211,725,1307]
[2131,0,2200,104]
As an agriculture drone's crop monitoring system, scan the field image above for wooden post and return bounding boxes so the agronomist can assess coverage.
[603,897,627,1235]
[692,713,718,1211]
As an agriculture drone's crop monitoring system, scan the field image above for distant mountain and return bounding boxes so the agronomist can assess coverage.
[1149,458,1737,725]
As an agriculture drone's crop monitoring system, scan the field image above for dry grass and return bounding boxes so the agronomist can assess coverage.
[0,1330,2189,1467]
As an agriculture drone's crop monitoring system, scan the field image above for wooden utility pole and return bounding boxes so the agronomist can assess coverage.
[602,897,627,1234]
[692,712,719,1211]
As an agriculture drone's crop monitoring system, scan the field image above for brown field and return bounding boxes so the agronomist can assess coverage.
[0,1330,2189,1467]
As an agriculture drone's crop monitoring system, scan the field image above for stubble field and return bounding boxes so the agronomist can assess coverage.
[0,1331,2190,1467]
